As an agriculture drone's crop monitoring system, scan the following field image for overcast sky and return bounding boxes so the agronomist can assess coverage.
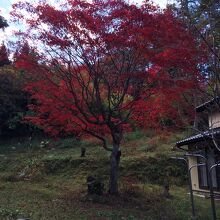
[0,0,174,45]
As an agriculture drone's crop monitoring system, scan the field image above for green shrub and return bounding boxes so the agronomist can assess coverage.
[121,155,187,186]
[0,208,21,220]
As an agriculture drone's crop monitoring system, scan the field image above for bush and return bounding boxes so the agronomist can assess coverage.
[121,155,187,186]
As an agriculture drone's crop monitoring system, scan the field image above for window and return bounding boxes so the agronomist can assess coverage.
[197,149,220,190]
[197,157,208,188]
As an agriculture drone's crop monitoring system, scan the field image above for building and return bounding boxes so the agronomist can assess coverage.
[176,98,220,195]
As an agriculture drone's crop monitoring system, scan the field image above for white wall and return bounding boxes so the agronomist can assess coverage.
[209,111,220,129]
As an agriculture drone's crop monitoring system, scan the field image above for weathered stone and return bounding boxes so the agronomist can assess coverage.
[87,176,104,195]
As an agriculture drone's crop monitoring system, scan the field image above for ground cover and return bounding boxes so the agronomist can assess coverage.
[0,131,219,220]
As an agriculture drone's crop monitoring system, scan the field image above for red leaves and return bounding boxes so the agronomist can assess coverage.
[12,0,206,140]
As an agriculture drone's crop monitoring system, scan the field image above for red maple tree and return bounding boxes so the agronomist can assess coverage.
[12,0,204,194]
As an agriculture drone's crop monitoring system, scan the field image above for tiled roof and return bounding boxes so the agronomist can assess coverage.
[196,97,219,112]
[176,128,220,147]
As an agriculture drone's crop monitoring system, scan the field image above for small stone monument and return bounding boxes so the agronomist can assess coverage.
[87,176,104,195]
[163,177,171,198]
[80,147,86,157]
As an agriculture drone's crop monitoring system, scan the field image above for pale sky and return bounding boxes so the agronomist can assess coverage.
[0,0,174,45]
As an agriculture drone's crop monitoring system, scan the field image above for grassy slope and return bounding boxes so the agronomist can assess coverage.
[0,131,219,220]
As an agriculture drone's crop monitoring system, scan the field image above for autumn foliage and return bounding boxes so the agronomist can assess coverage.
[11,0,204,193]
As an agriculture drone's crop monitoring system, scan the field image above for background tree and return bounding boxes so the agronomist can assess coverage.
[12,0,203,194]
[0,19,30,137]
[0,65,29,137]
[167,0,220,136]
[0,43,11,67]
[0,15,8,30]
[173,0,220,99]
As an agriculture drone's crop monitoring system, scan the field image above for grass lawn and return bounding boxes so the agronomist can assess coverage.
[0,131,219,220]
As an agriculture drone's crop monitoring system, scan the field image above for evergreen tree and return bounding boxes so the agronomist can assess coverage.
[0,44,10,67]
[0,15,8,30]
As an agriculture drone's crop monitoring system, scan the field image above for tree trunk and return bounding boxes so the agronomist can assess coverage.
[109,142,121,194]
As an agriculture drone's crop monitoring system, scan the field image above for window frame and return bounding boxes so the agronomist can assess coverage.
[197,149,220,191]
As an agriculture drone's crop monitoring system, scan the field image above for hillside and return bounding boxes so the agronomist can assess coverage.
[0,131,219,220]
